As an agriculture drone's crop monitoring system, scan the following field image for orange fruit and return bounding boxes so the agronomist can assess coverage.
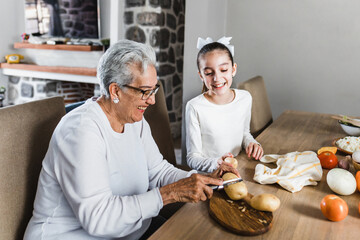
[317,147,337,155]
[356,171,360,192]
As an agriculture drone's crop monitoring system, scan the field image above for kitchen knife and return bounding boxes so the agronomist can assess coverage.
[210,178,243,190]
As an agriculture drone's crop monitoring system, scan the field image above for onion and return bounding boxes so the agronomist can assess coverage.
[326,168,356,195]
[353,151,360,163]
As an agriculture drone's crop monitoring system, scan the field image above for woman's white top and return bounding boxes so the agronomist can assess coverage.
[186,89,258,172]
[24,98,194,240]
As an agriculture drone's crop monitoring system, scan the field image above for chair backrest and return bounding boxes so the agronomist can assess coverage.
[237,76,273,137]
[0,97,65,240]
[144,82,177,166]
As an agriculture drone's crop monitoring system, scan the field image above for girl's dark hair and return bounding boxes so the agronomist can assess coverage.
[196,42,234,92]
[196,42,234,71]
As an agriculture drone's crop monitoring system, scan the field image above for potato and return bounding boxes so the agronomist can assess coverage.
[250,193,280,212]
[222,172,248,200]
[224,157,238,168]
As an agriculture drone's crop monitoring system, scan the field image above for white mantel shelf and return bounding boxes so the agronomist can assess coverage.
[14,42,104,52]
[0,63,98,84]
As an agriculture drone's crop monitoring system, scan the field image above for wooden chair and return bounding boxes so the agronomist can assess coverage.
[237,76,273,138]
[0,97,66,240]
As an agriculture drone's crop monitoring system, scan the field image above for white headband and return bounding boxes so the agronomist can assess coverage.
[196,36,234,56]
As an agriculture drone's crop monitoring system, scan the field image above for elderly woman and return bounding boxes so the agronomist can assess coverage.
[24,40,239,240]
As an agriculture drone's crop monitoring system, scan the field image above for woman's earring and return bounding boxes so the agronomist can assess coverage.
[113,97,119,104]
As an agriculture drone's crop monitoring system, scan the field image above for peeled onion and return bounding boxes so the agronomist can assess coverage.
[353,151,360,163]
[326,168,356,195]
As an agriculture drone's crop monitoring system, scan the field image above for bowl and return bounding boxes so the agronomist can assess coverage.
[352,159,360,171]
[339,120,360,136]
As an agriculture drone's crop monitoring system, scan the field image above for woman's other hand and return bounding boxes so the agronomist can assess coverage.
[246,142,264,160]
[160,174,223,205]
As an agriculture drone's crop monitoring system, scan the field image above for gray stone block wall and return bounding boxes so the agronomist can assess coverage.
[124,0,185,138]
[59,0,99,38]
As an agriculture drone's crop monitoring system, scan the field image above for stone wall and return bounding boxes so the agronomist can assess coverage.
[7,76,95,105]
[124,0,185,138]
[58,0,99,38]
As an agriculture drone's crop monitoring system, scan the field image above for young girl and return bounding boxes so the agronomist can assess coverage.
[185,37,264,172]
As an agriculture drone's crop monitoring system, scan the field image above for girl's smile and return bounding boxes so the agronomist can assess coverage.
[198,49,237,104]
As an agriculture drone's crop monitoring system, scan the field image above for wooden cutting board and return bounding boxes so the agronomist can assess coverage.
[209,191,273,236]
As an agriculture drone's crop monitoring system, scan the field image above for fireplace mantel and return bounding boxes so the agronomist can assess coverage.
[0,42,102,84]
[0,63,98,84]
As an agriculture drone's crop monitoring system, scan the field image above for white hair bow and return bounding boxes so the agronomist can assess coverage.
[196,36,234,56]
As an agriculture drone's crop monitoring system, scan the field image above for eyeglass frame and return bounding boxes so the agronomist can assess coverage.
[121,83,160,100]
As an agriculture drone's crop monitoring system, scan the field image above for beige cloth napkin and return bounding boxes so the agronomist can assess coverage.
[253,151,323,193]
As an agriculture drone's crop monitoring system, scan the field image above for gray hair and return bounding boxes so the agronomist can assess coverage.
[97,39,157,97]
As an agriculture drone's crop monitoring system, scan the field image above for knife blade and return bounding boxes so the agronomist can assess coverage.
[209,178,243,190]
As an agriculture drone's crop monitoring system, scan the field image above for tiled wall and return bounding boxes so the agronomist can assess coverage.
[124,0,185,138]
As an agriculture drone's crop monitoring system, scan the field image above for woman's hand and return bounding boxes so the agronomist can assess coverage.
[160,173,223,205]
[246,142,264,160]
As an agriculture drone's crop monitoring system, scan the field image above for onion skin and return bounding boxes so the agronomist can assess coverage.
[338,159,350,170]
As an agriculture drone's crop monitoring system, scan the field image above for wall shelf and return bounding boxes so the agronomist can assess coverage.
[0,63,98,84]
[14,42,104,52]
[0,63,96,76]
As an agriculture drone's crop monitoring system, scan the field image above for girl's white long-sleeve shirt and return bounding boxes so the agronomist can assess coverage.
[24,98,194,240]
[186,89,258,172]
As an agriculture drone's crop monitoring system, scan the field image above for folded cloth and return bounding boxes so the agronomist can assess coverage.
[253,151,322,193]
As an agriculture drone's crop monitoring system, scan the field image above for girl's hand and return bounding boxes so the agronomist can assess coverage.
[208,162,240,179]
[246,143,264,160]
[217,152,234,165]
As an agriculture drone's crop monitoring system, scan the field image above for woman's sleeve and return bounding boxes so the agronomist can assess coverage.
[242,94,259,148]
[185,102,219,172]
[140,119,197,189]
[52,124,162,238]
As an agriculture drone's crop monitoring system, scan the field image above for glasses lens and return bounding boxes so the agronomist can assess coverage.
[142,90,152,100]
[142,85,159,100]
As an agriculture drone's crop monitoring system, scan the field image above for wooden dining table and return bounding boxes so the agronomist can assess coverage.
[149,110,360,240]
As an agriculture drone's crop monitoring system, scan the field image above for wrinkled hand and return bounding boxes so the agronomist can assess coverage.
[208,162,240,179]
[160,173,223,205]
[246,142,264,160]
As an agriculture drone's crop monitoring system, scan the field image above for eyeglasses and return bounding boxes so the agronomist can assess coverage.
[121,84,160,100]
